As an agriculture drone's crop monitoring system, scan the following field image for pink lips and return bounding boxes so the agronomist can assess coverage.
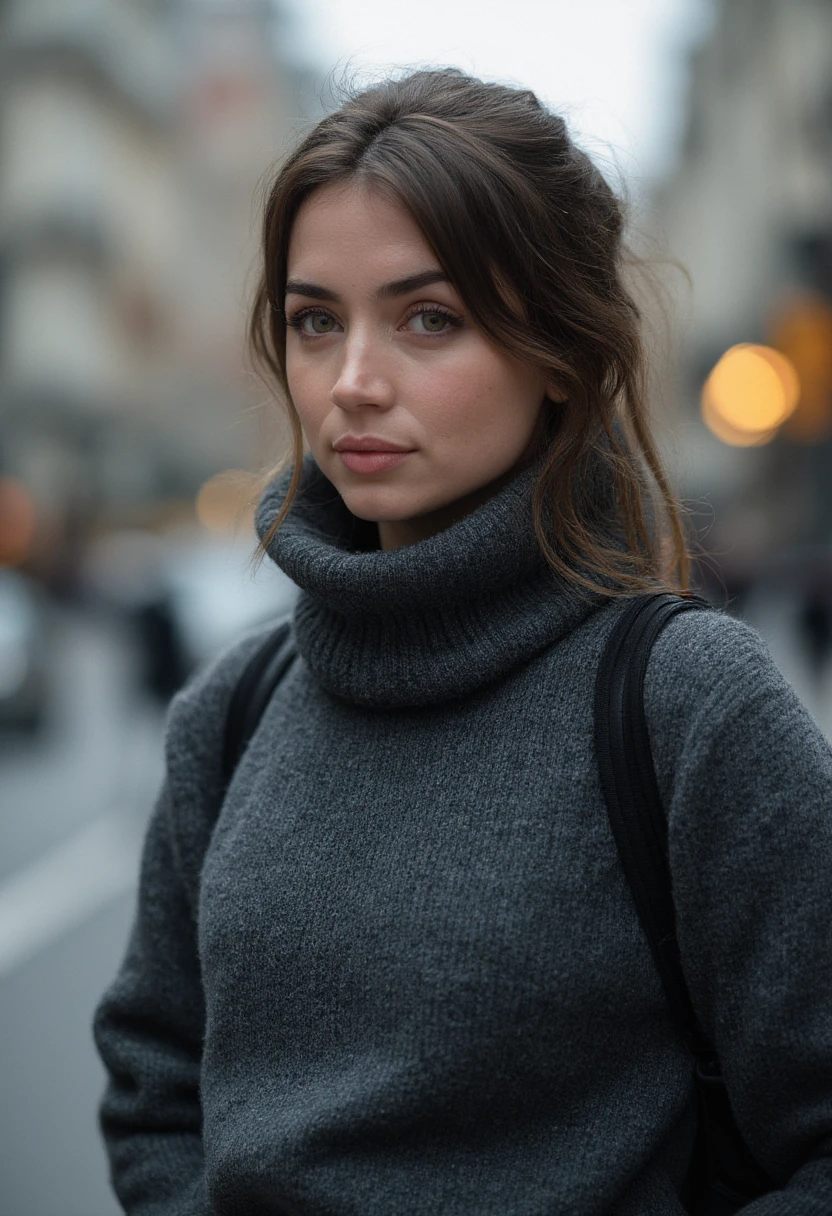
[333,436,414,475]
[339,450,410,474]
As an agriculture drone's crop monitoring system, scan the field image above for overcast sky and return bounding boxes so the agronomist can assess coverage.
[281,0,715,192]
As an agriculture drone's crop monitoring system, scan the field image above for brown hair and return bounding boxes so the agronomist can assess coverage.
[249,67,691,596]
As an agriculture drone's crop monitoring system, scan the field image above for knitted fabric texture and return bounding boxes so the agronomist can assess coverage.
[94,459,832,1216]
[253,454,611,708]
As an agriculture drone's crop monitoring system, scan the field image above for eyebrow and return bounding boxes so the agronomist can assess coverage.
[284,269,450,304]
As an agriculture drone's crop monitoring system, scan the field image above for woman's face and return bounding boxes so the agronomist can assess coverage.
[284,181,554,549]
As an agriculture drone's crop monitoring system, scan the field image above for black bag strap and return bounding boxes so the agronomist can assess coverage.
[595,592,714,1060]
[221,622,297,789]
[595,592,775,1211]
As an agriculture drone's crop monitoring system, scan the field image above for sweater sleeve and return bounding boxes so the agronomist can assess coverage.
[644,609,832,1214]
[93,782,212,1216]
[92,619,291,1216]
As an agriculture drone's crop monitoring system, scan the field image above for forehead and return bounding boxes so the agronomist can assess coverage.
[287,181,439,280]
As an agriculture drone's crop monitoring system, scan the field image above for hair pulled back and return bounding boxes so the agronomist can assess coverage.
[249,67,690,596]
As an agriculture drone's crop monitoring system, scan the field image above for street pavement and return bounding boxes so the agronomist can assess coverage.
[0,608,164,1216]
[0,591,830,1216]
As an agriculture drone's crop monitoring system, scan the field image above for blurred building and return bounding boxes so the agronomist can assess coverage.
[652,0,832,591]
[0,0,317,582]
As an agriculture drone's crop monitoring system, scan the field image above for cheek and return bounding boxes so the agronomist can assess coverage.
[416,349,542,449]
[286,357,328,437]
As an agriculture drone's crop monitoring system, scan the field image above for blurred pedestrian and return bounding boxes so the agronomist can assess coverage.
[132,593,189,704]
[94,69,832,1216]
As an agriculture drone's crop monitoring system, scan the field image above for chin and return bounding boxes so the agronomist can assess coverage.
[337,483,435,523]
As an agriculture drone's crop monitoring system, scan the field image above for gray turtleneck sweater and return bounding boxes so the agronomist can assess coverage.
[94,458,832,1216]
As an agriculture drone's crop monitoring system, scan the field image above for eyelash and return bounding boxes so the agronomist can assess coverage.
[285,304,463,337]
[284,307,330,336]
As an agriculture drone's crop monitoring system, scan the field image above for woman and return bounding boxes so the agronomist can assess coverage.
[93,69,832,1214]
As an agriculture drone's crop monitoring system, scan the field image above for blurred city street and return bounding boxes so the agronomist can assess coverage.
[0,607,164,1216]
[0,533,297,1216]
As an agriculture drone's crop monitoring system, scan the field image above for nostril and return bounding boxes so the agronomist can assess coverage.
[329,379,395,410]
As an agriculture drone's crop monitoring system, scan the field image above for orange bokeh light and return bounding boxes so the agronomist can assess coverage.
[195,471,257,536]
[701,393,778,447]
[769,295,832,443]
[701,344,800,445]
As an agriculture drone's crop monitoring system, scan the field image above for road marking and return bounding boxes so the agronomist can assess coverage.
[0,816,137,978]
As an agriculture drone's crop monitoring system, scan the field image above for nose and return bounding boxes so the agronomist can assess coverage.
[329,331,395,412]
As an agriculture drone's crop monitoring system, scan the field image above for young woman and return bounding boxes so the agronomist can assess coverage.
[94,70,832,1215]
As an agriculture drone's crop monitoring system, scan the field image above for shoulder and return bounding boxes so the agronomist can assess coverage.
[642,602,828,807]
[645,604,786,719]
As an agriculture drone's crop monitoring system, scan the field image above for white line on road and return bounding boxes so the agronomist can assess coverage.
[0,815,138,979]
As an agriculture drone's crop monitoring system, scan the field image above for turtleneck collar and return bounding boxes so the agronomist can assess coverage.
[255,454,609,709]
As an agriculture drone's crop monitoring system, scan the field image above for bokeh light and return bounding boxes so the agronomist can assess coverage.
[769,296,832,443]
[701,343,800,445]
[195,471,258,536]
[700,393,778,447]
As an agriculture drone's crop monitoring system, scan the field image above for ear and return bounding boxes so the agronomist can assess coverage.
[544,382,568,404]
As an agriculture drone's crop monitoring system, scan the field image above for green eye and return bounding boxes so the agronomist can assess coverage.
[408,308,458,334]
[404,305,463,335]
[288,309,339,336]
[308,312,336,334]
[419,312,448,332]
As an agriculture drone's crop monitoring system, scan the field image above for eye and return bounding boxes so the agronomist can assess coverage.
[287,308,341,336]
[403,306,462,336]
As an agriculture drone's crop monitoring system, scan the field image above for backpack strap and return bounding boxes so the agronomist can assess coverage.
[221,622,297,790]
[595,592,775,1211]
[595,592,713,1060]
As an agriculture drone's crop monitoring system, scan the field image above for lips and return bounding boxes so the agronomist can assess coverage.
[337,450,412,474]
[333,435,415,475]
[333,435,412,453]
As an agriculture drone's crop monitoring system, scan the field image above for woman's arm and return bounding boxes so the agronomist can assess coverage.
[93,783,212,1216]
[646,610,832,1212]
[93,618,291,1215]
